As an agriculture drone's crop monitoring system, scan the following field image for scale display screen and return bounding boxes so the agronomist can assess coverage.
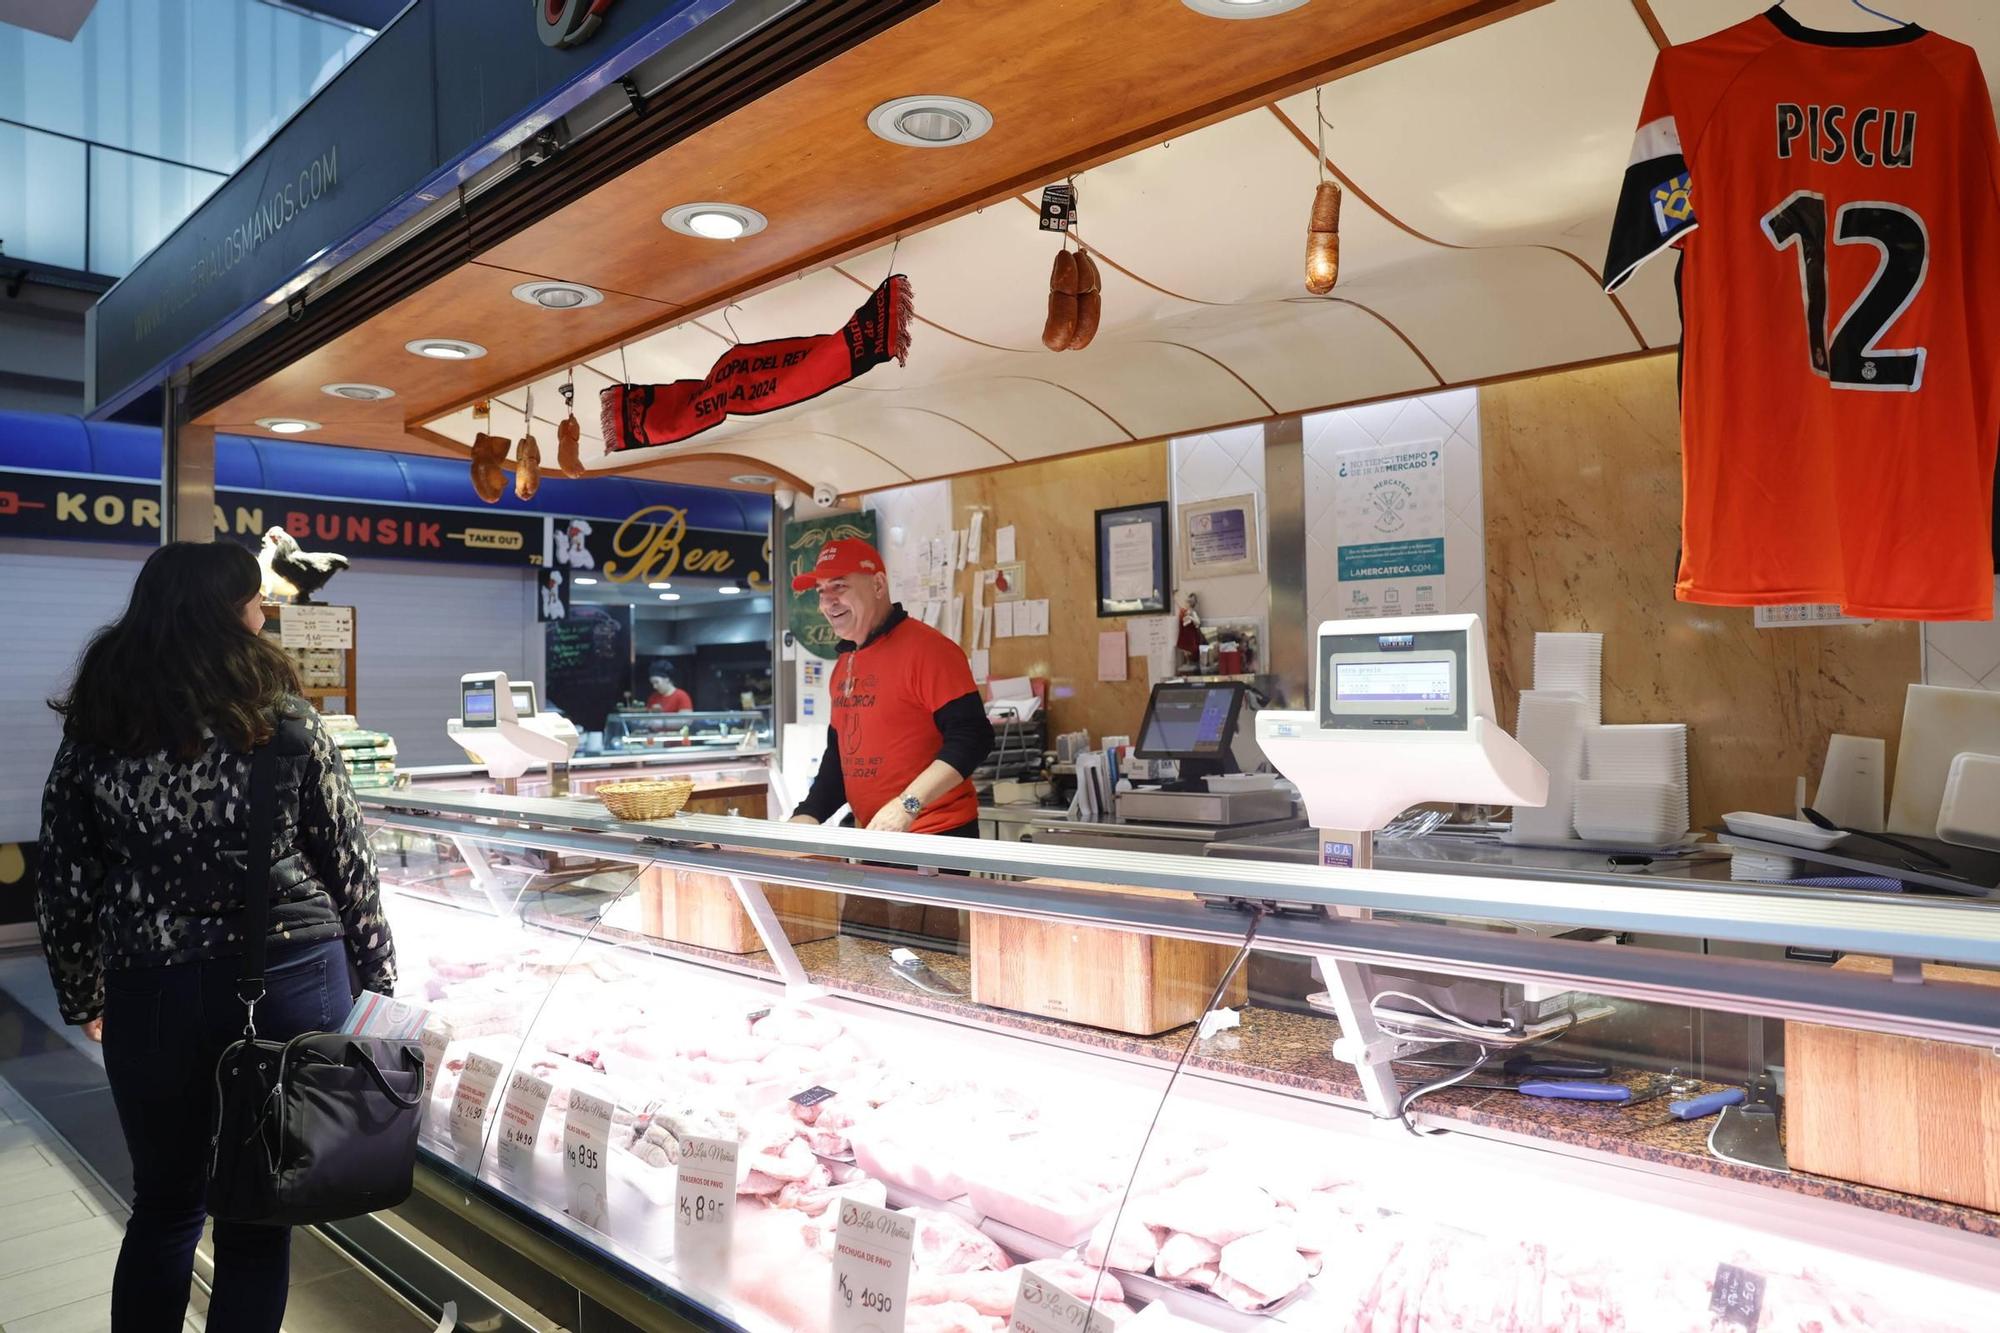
[1321,631,1466,730]
[1334,659,1454,704]
[510,682,537,717]
[461,684,498,727]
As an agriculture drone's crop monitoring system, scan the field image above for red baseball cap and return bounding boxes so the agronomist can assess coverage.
[792,537,885,592]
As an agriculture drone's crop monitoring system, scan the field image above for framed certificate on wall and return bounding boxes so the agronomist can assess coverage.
[1095,501,1169,617]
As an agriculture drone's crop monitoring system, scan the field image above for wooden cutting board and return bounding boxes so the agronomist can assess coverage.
[636,865,839,953]
[1785,955,2000,1211]
[970,911,1248,1036]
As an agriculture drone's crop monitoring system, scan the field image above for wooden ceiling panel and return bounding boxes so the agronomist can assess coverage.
[206,261,680,434]
[476,0,1545,313]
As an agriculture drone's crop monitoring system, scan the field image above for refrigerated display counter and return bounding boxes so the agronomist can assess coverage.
[352,788,2000,1332]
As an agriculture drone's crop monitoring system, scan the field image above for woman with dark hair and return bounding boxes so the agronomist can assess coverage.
[37,540,396,1333]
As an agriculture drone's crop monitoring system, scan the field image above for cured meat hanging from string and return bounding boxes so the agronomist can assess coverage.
[599,275,912,454]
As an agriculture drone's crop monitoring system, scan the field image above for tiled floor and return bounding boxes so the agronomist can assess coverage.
[0,954,435,1333]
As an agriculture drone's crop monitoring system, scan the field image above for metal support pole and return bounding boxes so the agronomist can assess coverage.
[1263,416,1309,710]
[450,835,521,920]
[770,495,793,805]
[162,378,215,545]
[727,875,815,995]
[1315,829,1410,1119]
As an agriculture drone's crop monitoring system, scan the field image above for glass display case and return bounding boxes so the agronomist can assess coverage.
[354,789,2000,1332]
[595,708,772,758]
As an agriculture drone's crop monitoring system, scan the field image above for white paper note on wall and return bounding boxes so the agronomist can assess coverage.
[996,602,1016,638]
[970,648,990,684]
[954,529,967,571]
[996,525,1017,564]
[1097,632,1127,682]
[968,511,984,564]
[950,596,965,645]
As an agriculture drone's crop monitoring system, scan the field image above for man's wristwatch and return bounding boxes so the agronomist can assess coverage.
[899,794,924,816]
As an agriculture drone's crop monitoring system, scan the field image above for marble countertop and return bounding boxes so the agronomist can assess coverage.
[580,914,1999,1242]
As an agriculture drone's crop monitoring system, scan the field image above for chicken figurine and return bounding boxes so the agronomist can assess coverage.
[258,528,350,604]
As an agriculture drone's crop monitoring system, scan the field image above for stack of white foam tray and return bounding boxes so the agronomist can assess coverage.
[1585,723,1690,839]
[1533,632,1604,725]
[1507,690,1588,845]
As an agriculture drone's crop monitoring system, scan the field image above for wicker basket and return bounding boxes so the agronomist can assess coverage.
[594,778,696,821]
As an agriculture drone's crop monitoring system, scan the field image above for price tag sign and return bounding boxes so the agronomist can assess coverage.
[418,1023,454,1103]
[791,1085,838,1108]
[563,1089,615,1231]
[674,1134,738,1274]
[831,1199,914,1333]
[449,1052,504,1155]
[1710,1263,1765,1329]
[497,1069,553,1185]
[1009,1270,1114,1333]
[278,604,355,650]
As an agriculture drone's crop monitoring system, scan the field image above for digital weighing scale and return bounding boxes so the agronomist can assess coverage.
[446,670,580,793]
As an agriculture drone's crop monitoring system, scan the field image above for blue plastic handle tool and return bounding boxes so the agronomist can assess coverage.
[1668,1088,1746,1120]
[1515,1080,1634,1102]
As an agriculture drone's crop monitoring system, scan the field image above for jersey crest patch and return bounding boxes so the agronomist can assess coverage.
[1652,173,1694,233]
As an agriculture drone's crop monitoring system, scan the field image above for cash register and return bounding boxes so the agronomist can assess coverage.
[446,670,580,792]
[1114,681,1296,825]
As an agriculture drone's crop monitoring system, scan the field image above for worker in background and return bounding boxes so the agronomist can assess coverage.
[788,538,995,836]
[646,666,693,713]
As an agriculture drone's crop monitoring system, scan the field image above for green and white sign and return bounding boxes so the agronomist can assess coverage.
[1333,441,1447,618]
[784,511,880,661]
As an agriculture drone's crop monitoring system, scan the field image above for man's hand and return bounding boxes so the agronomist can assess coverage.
[788,813,821,825]
[865,803,916,834]
[79,1017,104,1043]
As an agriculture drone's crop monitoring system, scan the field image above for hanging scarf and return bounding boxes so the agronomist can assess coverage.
[599,275,912,453]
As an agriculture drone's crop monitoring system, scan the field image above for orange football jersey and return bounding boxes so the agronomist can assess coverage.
[1605,8,2000,620]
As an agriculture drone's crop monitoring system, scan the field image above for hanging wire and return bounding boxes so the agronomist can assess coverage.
[1314,87,1328,183]
[620,343,630,384]
[884,234,902,282]
[722,304,744,345]
[1849,0,1907,23]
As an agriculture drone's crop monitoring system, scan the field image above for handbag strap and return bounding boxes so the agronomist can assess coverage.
[236,737,281,1033]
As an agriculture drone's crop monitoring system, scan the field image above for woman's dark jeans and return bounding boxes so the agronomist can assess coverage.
[100,937,352,1332]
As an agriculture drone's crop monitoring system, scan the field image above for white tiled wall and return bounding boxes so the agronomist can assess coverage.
[1924,577,2000,691]
[1170,387,1487,681]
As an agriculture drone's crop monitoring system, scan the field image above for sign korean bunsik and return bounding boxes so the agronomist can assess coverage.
[1332,441,1448,620]
[784,512,880,661]
[0,471,544,567]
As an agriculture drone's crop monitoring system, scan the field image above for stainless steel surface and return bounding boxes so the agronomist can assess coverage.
[163,382,214,545]
[355,790,2000,970]
[1210,826,1739,889]
[1027,813,1307,854]
[1717,832,1999,897]
[1263,414,1309,710]
[358,793,2000,1054]
[401,753,771,781]
[1114,786,1297,825]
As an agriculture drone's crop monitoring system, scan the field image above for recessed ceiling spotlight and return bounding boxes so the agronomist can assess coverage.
[729,473,777,486]
[256,417,320,434]
[511,280,604,310]
[405,338,487,361]
[574,577,598,586]
[648,581,673,590]
[868,95,993,149]
[661,202,768,240]
[719,585,742,595]
[659,592,681,601]
[1181,0,1311,17]
[320,382,396,401]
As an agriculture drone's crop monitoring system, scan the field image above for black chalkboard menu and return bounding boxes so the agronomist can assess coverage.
[545,603,632,734]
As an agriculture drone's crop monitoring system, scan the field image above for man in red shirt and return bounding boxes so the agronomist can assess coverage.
[788,538,994,836]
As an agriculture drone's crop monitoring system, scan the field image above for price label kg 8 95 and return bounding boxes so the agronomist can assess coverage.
[562,1089,614,1231]
[674,1134,738,1275]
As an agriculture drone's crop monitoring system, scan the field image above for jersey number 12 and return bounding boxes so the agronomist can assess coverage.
[1762,190,1928,391]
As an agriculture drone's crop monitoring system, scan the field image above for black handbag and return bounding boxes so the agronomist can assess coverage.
[207,739,426,1226]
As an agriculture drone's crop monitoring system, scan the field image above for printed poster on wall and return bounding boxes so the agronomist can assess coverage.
[1332,441,1446,618]
[783,511,880,661]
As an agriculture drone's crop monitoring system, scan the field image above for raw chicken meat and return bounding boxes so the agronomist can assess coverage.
[904,1300,1000,1333]
[1084,1211,1163,1272]
[901,1207,1014,1275]
[1135,1177,1279,1246]
[1215,1229,1309,1310]
[1152,1233,1221,1283]
[753,1004,845,1050]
